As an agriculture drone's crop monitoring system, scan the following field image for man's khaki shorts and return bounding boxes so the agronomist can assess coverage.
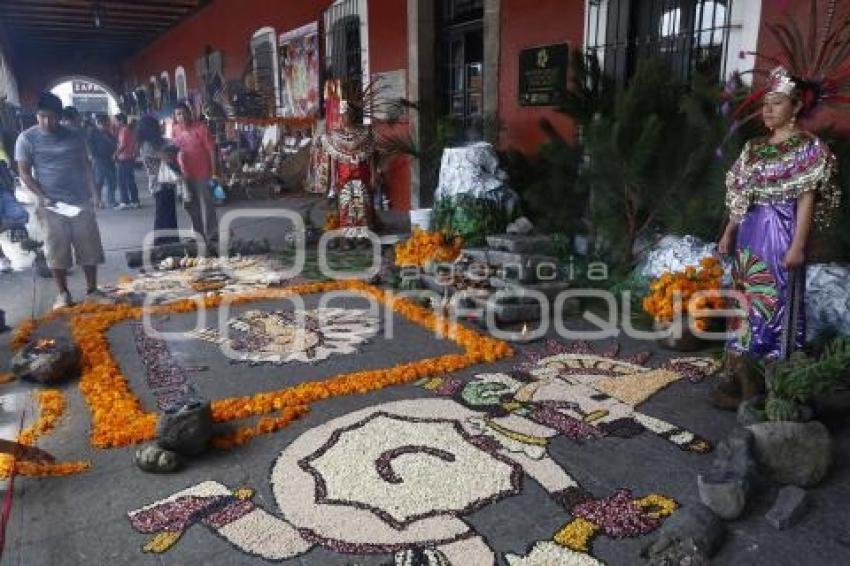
[39,206,105,270]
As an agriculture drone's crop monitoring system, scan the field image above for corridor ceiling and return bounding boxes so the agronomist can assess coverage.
[0,0,205,60]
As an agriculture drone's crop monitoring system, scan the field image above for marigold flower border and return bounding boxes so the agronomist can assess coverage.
[0,389,91,478]
[66,280,513,450]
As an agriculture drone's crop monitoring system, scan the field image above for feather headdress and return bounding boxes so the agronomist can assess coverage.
[732,0,850,127]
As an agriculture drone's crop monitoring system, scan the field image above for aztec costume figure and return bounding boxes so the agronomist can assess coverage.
[723,67,840,361]
[322,98,376,243]
[714,47,846,407]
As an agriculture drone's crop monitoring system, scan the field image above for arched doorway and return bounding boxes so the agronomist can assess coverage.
[45,75,120,117]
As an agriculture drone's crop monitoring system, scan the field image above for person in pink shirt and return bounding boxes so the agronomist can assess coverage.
[113,113,140,209]
[171,103,219,244]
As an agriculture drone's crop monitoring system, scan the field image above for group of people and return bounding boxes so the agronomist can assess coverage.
[58,106,140,210]
[5,91,220,309]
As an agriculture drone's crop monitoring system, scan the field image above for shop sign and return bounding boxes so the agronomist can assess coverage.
[72,81,106,95]
[518,43,568,107]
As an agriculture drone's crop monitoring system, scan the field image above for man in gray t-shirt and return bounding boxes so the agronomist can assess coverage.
[16,115,91,205]
[15,92,105,310]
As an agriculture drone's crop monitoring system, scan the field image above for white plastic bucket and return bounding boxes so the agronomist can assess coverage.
[409,208,432,231]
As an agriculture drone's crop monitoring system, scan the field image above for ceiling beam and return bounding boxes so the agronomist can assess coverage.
[10,40,153,53]
[0,17,172,32]
[0,9,178,26]
[11,24,161,36]
[11,1,198,15]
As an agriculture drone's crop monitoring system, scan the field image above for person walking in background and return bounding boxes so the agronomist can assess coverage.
[171,102,219,244]
[15,92,106,309]
[89,115,118,208]
[114,112,140,209]
[137,115,179,246]
[60,106,82,133]
[0,140,26,273]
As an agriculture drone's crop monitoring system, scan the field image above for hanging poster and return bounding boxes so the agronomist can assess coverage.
[279,22,320,118]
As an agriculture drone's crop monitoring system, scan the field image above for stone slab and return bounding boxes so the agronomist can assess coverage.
[461,249,559,283]
[470,295,542,323]
[765,486,809,530]
[489,277,571,301]
[486,234,555,255]
[697,471,748,520]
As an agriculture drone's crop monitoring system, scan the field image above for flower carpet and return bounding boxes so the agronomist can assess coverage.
[4,270,733,565]
[122,340,719,565]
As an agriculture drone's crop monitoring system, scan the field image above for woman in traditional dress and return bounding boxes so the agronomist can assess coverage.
[712,67,841,408]
[323,99,375,248]
[137,115,180,246]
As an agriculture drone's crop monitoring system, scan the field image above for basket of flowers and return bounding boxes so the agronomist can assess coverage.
[642,256,726,351]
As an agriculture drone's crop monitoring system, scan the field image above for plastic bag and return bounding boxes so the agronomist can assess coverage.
[210,180,226,203]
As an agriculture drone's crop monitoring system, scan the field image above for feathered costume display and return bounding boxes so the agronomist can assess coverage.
[724,0,847,361]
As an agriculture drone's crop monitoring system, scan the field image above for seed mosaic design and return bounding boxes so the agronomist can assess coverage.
[128,341,716,564]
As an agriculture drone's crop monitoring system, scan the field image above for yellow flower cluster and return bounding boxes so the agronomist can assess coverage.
[395,228,462,267]
[642,256,725,331]
[634,493,679,518]
[553,517,598,552]
[324,212,340,231]
[0,389,91,478]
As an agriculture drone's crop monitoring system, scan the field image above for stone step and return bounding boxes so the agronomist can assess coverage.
[486,234,555,255]
[460,249,559,283]
[489,277,571,300]
[469,295,542,324]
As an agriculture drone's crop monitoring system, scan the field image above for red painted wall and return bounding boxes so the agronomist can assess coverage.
[126,0,410,210]
[126,0,332,92]
[498,0,584,154]
[756,0,850,135]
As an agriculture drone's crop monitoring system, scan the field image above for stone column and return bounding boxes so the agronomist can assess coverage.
[483,0,501,145]
[407,0,438,209]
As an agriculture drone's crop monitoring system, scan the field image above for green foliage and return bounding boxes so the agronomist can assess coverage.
[570,59,732,270]
[766,336,850,421]
[654,75,749,241]
[431,194,514,246]
[504,122,587,237]
[764,397,800,422]
[558,48,616,126]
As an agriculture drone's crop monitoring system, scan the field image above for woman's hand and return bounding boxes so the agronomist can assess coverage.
[718,231,734,255]
[783,244,806,269]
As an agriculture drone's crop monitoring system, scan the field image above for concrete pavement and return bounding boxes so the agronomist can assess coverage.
[0,190,848,566]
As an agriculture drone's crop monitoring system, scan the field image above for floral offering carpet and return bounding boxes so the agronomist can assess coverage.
[186,307,380,364]
[126,340,718,565]
[111,255,302,304]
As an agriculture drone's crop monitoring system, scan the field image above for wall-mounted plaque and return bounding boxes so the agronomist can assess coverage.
[518,43,568,107]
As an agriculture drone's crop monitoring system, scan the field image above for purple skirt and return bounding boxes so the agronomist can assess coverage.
[727,199,805,360]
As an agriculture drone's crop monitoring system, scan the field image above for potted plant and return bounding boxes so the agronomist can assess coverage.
[742,337,850,487]
[764,338,850,422]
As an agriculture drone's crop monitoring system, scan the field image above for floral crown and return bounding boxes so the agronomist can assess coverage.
[766,67,797,97]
